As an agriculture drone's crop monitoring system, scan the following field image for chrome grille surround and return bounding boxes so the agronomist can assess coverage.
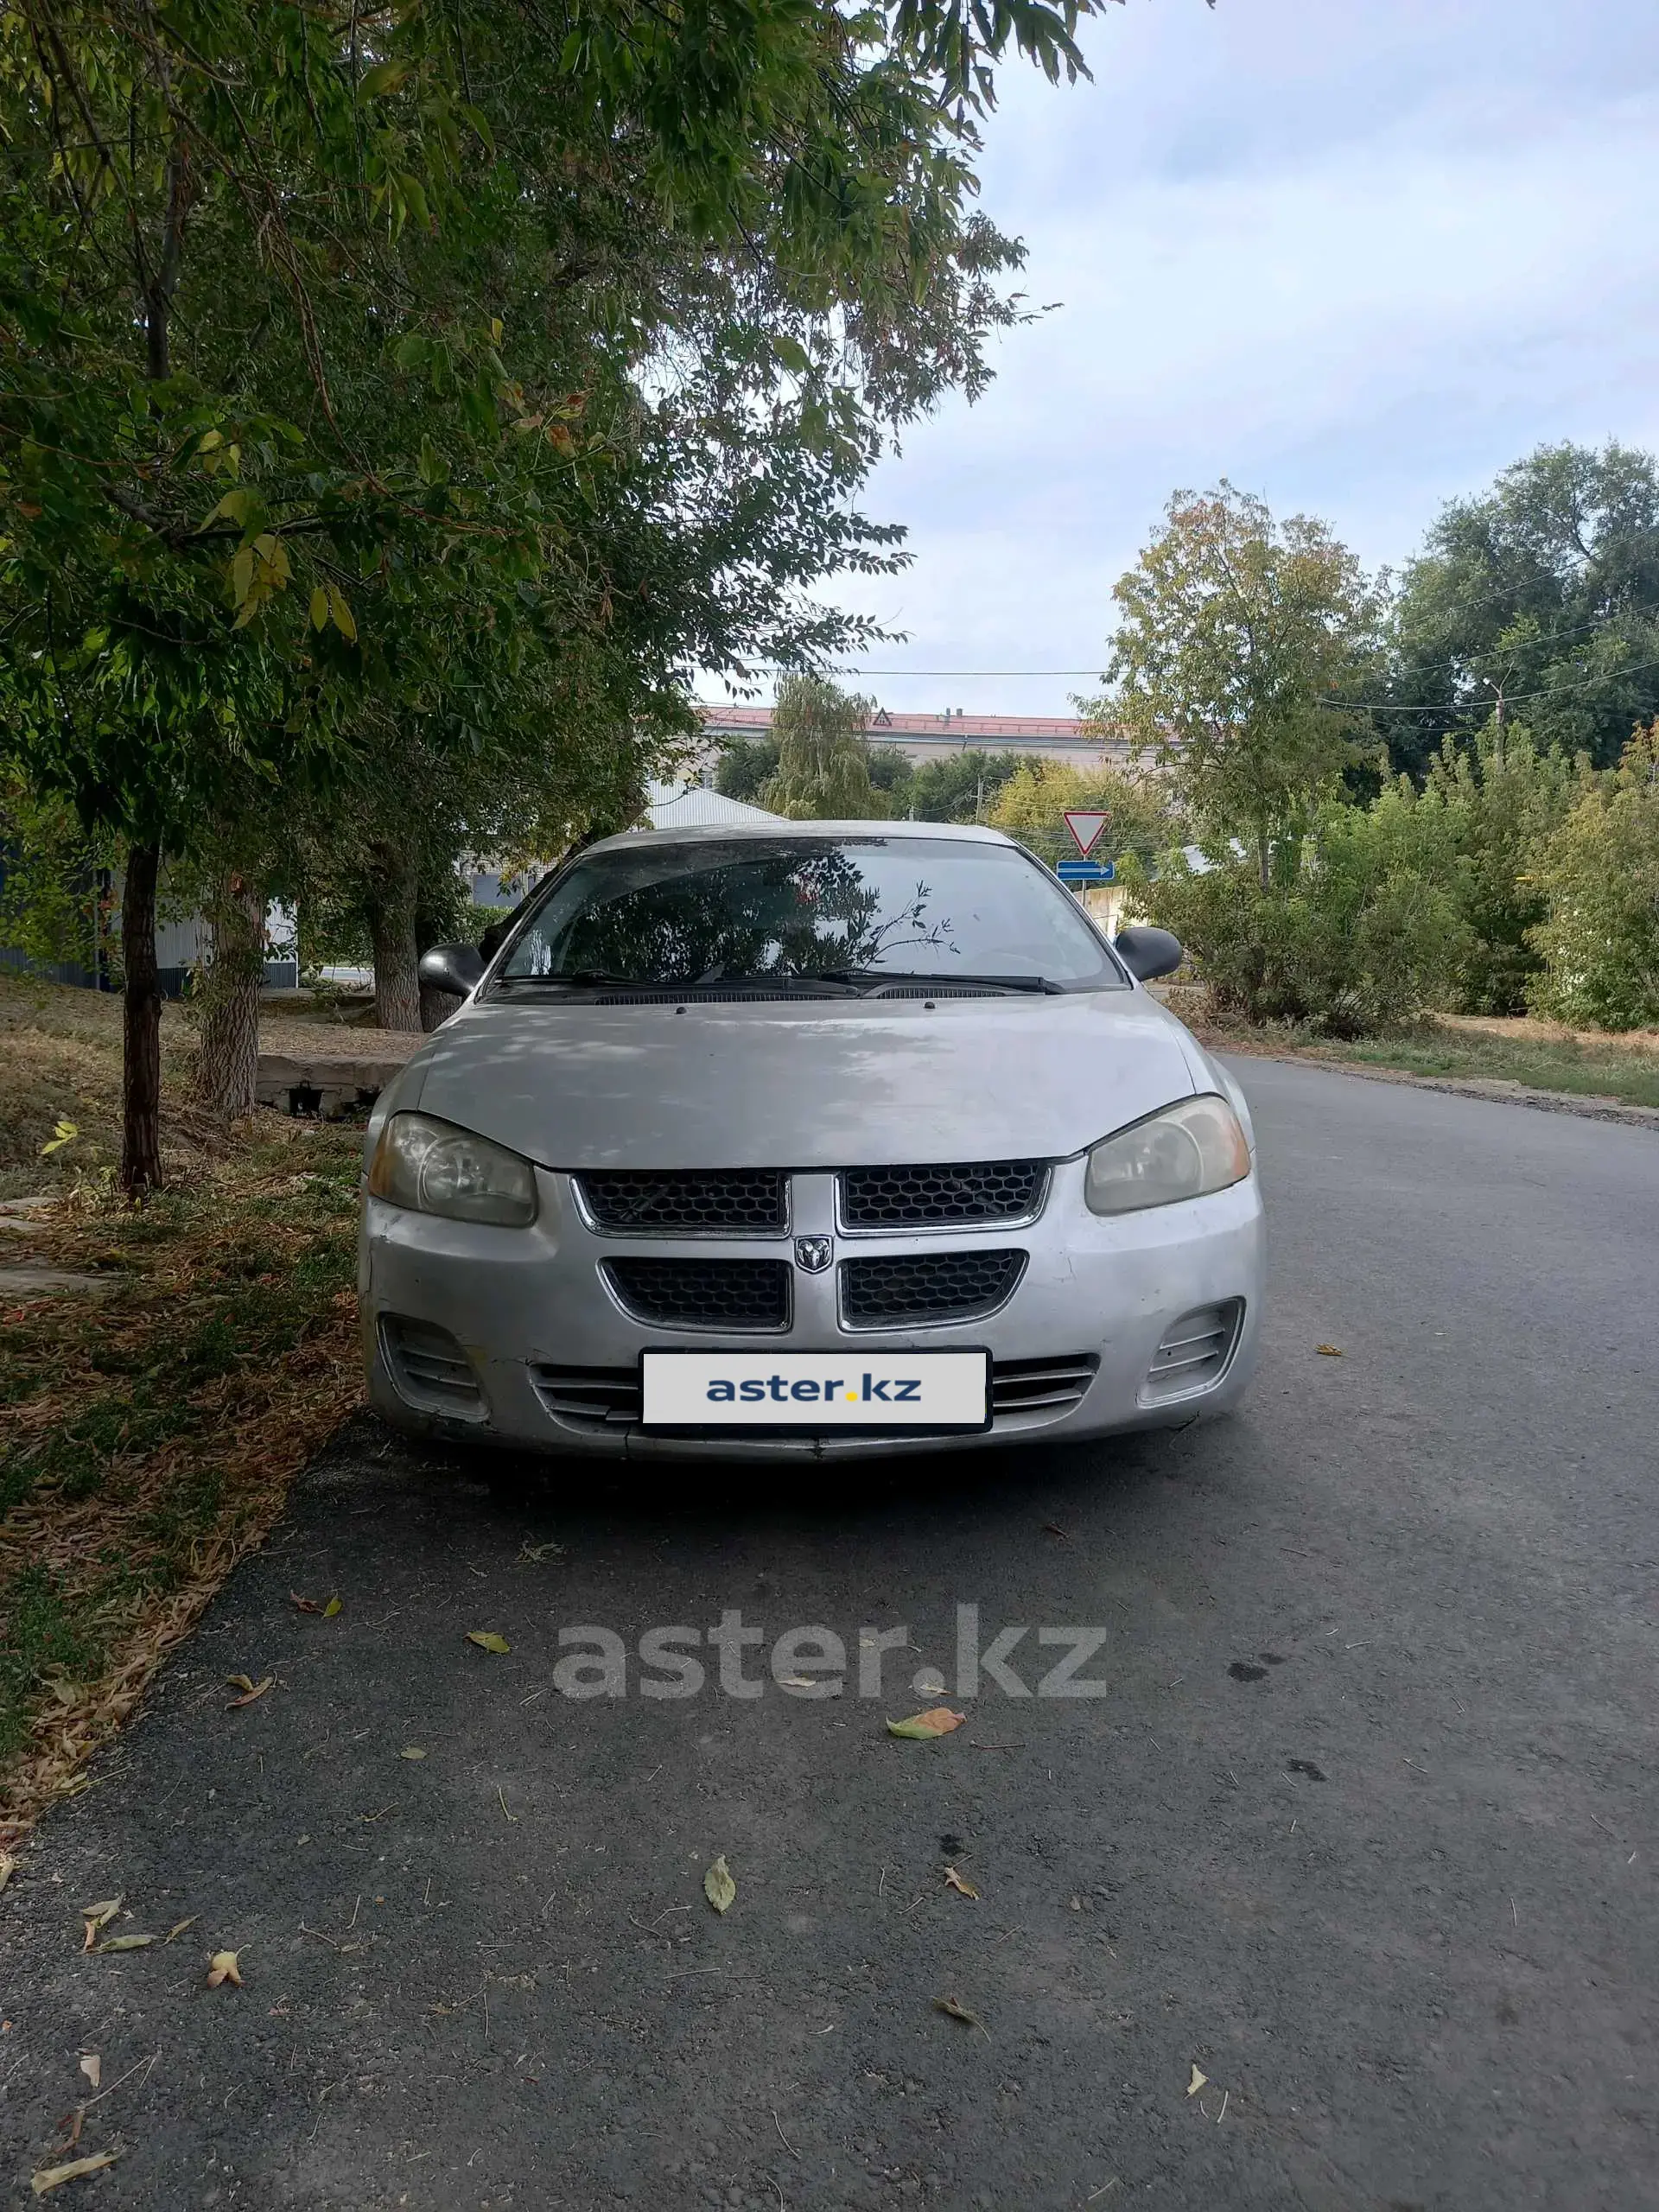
[838,1158,1047,1232]
[601,1255,792,1332]
[574,1168,788,1236]
[839,1248,1027,1331]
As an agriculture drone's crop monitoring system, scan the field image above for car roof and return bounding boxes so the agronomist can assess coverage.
[583,818,1021,857]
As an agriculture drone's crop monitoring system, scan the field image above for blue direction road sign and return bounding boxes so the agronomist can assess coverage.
[1057,859,1116,883]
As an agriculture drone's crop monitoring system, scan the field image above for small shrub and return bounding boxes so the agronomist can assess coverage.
[1527,725,1659,1030]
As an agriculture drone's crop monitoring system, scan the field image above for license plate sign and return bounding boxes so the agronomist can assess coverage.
[640,1350,991,1429]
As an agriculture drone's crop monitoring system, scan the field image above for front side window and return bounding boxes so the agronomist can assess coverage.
[495,836,1128,991]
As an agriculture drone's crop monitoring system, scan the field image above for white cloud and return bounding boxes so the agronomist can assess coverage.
[717,0,1659,719]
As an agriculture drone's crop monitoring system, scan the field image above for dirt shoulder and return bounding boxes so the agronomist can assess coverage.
[0,976,365,1853]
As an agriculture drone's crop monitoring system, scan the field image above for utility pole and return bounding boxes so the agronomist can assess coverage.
[1482,675,1505,732]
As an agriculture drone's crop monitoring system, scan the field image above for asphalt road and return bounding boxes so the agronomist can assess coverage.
[3,1058,1657,2212]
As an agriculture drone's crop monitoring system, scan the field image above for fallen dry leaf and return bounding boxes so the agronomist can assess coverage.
[399,1747,427,1761]
[226,1675,274,1709]
[943,1866,980,1900]
[1187,2063,1208,2096]
[32,2151,119,2195]
[289,1592,323,1614]
[164,1918,197,1943]
[0,1851,16,1894]
[886,1707,966,1740]
[207,1948,243,1988]
[79,1899,120,1950]
[467,1631,511,1654]
[934,1994,987,2033]
[322,1595,342,1618]
[1315,1344,1343,1357]
[95,1934,154,1954]
[518,1541,563,1562]
[704,1855,736,1914]
[78,2054,99,2091]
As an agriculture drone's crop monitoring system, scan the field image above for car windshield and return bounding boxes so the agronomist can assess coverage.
[495,836,1128,990]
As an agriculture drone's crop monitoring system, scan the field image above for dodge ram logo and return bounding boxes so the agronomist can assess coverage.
[794,1235,832,1274]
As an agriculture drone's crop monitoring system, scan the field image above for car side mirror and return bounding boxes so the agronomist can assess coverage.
[418,943,485,998]
[1112,925,1184,982]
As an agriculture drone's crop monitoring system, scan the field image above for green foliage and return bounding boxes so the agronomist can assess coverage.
[1099,484,1384,887]
[1527,725,1659,1030]
[904,748,1023,823]
[1139,815,1468,1037]
[715,738,783,803]
[760,675,889,817]
[1386,443,1659,775]
[0,772,113,973]
[988,758,1174,868]
[1370,722,1582,1014]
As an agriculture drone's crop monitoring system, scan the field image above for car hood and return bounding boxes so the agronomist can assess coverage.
[399,991,1201,1170]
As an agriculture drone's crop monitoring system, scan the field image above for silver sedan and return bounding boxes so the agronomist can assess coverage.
[359,822,1263,1459]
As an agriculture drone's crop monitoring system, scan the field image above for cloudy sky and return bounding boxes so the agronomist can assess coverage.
[709,0,1659,719]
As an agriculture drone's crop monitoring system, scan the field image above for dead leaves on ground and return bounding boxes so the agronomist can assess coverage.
[934,1994,988,2036]
[886,1707,966,1740]
[31,2151,119,2195]
[943,1865,979,1900]
[703,1855,736,1914]
[466,1630,511,1655]
[79,1897,120,1949]
[207,1948,243,1988]
[1315,1344,1343,1357]
[289,1592,341,1618]
[225,1674,273,1709]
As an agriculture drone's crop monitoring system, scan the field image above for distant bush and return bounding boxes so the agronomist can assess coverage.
[1375,723,1580,1014]
[1137,810,1468,1037]
[1527,724,1659,1030]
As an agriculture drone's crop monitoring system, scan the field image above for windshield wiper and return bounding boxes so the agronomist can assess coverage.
[812,968,1065,995]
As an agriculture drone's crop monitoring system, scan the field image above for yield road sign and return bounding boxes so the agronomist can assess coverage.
[1063,810,1109,857]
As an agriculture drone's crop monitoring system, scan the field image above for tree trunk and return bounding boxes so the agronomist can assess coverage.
[366,861,422,1032]
[196,873,266,1116]
[120,842,164,1194]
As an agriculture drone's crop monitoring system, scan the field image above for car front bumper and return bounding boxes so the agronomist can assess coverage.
[359,1159,1263,1463]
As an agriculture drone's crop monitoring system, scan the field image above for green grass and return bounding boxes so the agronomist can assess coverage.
[1289,1025,1659,1111]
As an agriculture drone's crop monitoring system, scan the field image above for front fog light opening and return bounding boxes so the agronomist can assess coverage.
[381,1315,488,1421]
[1140,1300,1244,1407]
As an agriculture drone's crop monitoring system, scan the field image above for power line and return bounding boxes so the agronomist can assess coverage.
[1323,651,1659,713]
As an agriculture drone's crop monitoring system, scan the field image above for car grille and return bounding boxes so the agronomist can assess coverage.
[840,1159,1046,1228]
[1141,1300,1243,1404]
[602,1256,791,1331]
[381,1317,484,1416]
[531,1363,640,1430]
[990,1353,1099,1416]
[840,1248,1027,1328]
[575,1169,787,1234]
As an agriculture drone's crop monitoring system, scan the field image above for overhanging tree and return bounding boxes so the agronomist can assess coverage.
[1,0,1107,1183]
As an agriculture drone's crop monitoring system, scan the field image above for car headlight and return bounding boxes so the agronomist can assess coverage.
[368,1111,537,1227]
[1084,1094,1251,1216]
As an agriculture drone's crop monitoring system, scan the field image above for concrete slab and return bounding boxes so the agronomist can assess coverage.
[256,1033,424,1119]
